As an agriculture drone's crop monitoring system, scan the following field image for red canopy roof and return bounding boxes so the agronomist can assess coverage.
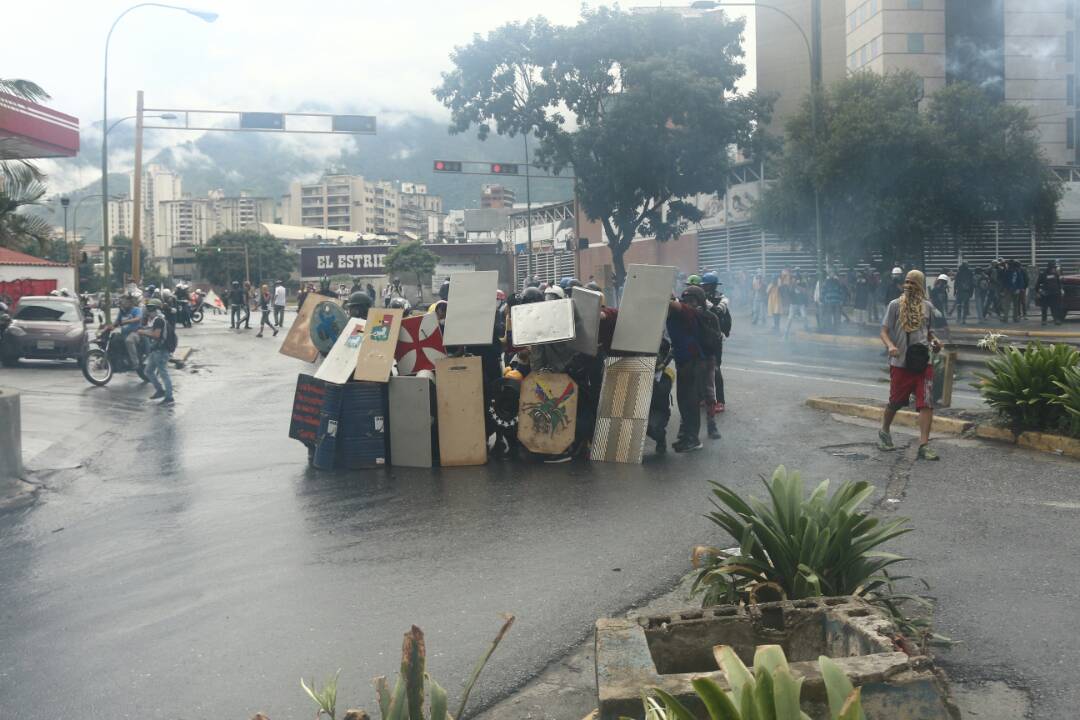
[0,246,71,267]
[0,92,79,159]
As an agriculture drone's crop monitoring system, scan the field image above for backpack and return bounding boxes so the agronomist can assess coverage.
[697,308,723,356]
[160,310,178,353]
[714,303,732,338]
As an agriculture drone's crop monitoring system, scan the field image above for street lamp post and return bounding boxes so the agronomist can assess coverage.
[100,3,217,322]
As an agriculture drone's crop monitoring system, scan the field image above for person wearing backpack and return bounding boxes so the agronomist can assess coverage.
[701,272,730,417]
[878,270,941,460]
[137,298,174,406]
[667,285,710,452]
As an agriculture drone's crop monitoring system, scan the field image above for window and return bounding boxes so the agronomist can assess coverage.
[870,0,878,13]
[1070,75,1076,107]
[849,12,857,32]
[849,53,858,71]
[907,0,923,8]
[861,44,870,65]
[907,33,925,53]
[871,36,881,59]
[1069,118,1075,150]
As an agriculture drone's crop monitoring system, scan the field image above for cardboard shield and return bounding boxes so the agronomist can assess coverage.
[610,264,677,354]
[434,356,487,466]
[279,293,331,362]
[309,301,350,355]
[389,375,435,468]
[353,308,403,382]
[289,374,327,445]
[314,318,366,384]
[395,312,447,375]
[590,356,655,464]
[569,286,603,356]
[442,270,498,346]
[517,372,577,455]
[510,298,576,346]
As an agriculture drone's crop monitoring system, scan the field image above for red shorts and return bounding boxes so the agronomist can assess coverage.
[889,365,934,410]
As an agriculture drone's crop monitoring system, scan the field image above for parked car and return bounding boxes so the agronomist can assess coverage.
[0,295,89,366]
[1064,274,1080,318]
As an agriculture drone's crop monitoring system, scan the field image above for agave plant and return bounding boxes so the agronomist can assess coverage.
[692,466,911,607]
[973,342,1079,432]
[300,616,514,720]
[635,645,865,720]
[1050,364,1080,438]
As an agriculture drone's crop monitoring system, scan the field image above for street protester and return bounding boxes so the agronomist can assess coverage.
[273,280,287,327]
[700,271,728,425]
[954,262,974,324]
[137,298,174,406]
[930,274,950,330]
[878,269,942,461]
[667,285,709,452]
[766,272,784,333]
[1035,260,1066,326]
[242,281,255,329]
[646,338,676,455]
[115,293,144,370]
[783,270,810,340]
[296,283,311,314]
[347,291,372,320]
[228,280,245,329]
[255,284,278,338]
[882,266,904,305]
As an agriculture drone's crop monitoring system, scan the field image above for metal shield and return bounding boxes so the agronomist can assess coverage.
[569,286,603,356]
[442,270,498,346]
[610,264,677,354]
[509,298,576,346]
[389,375,434,468]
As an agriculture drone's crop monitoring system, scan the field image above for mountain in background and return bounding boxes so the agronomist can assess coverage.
[39,114,573,244]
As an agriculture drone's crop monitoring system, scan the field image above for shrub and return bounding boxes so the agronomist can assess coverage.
[973,341,1080,432]
[1050,365,1080,438]
[692,466,911,607]
[638,644,865,720]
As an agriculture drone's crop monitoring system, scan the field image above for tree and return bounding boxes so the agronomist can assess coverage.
[757,72,1063,265]
[435,7,769,290]
[195,229,297,287]
[1,79,55,256]
[385,240,437,299]
[109,235,166,288]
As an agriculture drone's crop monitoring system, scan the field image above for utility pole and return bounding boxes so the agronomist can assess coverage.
[524,134,534,284]
[132,90,144,285]
[244,243,251,284]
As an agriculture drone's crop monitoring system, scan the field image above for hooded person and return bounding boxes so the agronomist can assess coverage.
[878,270,942,461]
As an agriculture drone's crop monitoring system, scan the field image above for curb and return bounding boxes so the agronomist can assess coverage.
[794,331,880,348]
[806,397,1080,460]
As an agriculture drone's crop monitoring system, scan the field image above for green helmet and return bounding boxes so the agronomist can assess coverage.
[686,274,702,286]
[145,298,163,310]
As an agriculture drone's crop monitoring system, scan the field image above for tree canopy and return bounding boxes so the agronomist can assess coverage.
[385,240,437,294]
[757,72,1062,265]
[195,230,297,287]
[435,7,770,287]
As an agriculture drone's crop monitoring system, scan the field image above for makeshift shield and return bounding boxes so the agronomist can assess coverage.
[434,356,487,466]
[353,308,403,382]
[517,372,578,455]
[442,270,498,346]
[389,375,435,468]
[610,264,677,354]
[569,286,603,356]
[309,300,350,355]
[395,312,447,375]
[279,293,332,362]
[203,289,225,310]
[314,317,366,384]
[510,298,576,346]
[590,356,655,464]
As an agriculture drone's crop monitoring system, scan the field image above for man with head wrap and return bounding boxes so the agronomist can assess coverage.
[878,270,942,460]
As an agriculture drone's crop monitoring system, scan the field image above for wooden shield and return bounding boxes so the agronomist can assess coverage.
[517,372,577,455]
[353,308,403,382]
[314,318,366,384]
[434,356,488,466]
[442,270,498,346]
[279,293,329,362]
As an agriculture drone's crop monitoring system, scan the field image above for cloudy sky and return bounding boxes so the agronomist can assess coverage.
[8,0,756,125]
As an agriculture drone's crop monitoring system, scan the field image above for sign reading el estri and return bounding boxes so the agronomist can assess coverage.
[300,245,392,277]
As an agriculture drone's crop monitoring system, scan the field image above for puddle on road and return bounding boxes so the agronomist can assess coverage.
[953,680,1031,719]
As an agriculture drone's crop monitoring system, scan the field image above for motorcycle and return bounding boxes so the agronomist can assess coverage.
[81,324,149,387]
[190,295,205,324]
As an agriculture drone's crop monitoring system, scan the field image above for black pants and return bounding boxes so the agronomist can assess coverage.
[715,345,725,405]
[647,372,673,447]
[274,305,285,326]
[676,360,703,442]
[955,291,971,323]
[242,305,251,328]
[1042,298,1065,323]
[230,305,243,328]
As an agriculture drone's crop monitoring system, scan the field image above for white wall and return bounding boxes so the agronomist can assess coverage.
[0,264,77,289]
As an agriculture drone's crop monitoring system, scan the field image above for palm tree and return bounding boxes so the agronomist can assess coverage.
[0,79,54,253]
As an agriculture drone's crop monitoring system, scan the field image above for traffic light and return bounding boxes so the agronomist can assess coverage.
[433,160,462,172]
[490,163,519,175]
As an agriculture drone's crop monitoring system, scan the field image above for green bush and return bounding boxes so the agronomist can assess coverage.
[1051,365,1080,438]
[973,341,1080,433]
[692,466,911,607]
[636,644,865,720]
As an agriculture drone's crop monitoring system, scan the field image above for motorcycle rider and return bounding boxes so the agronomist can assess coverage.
[115,294,144,370]
[228,280,245,329]
[137,298,173,405]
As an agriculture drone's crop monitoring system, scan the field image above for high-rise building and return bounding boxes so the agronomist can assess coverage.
[159,191,277,248]
[132,164,182,261]
[288,174,443,239]
[107,197,135,241]
[398,182,444,241]
[481,184,516,209]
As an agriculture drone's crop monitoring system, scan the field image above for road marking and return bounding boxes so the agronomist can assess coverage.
[1038,501,1080,510]
[755,359,842,372]
[724,364,884,391]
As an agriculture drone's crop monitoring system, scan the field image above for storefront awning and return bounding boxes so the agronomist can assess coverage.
[0,92,79,159]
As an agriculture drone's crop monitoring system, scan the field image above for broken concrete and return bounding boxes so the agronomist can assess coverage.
[595,596,958,720]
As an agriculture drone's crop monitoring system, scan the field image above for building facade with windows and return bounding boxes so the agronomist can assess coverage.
[481,184,517,209]
[288,174,442,239]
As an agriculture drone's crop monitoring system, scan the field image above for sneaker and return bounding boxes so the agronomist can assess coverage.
[917,444,940,461]
[149,390,165,400]
[877,429,895,451]
[673,439,704,453]
[655,441,667,456]
[707,422,721,440]
[160,397,175,406]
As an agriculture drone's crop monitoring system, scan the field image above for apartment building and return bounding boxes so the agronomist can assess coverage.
[106,197,135,241]
[481,184,517,209]
[399,182,444,241]
[159,192,277,248]
[288,174,443,239]
[133,164,182,260]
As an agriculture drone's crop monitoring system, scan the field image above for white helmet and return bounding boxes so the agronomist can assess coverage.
[937,274,949,281]
[544,285,566,300]
[891,267,903,276]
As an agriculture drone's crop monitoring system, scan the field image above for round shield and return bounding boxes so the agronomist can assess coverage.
[309,301,349,355]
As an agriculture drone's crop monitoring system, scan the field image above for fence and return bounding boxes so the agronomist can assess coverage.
[513,251,578,290]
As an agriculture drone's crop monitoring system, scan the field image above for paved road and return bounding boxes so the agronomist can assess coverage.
[0,313,1074,719]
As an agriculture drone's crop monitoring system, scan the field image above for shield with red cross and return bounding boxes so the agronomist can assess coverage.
[395,312,447,375]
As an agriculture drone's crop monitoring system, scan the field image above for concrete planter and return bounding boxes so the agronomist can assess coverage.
[595,596,958,720]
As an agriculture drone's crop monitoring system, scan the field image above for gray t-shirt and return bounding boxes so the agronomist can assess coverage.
[882,299,932,368]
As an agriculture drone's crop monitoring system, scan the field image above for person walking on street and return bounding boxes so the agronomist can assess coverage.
[767,273,784,333]
[667,285,708,452]
[954,262,974,324]
[1004,260,1025,322]
[751,272,766,325]
[256,284,278,338]
[228,280,245,329]
[930,274,950,330]
[878,270,942,460]
[783,272,810,339]
[1036,260,1066,325]
[702,272,731,418]
[242,281,254,329]
[273,280,287,327]
[138,298,174,405]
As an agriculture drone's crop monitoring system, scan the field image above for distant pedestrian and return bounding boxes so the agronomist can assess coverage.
[878,270,941,460]
[783,272,810,339]
[242,281,254,329]
[954,262,974,324]
[273,280,287,327]
[1036,260,1066,326]
[767,273,783,332]
[256,284,278,338]
[138,298,174,405]
[296,284,310,313]
[228,280,244,329]
[751,272,766,325]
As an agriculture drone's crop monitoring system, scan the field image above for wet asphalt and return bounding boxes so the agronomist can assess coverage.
[0,312,1076,719]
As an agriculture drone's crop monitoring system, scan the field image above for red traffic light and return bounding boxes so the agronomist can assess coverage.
[434,160,462,172]
[490,163,519,175]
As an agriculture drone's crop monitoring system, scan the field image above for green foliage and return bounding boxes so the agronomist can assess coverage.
[632,645,864,720]
[194,229,296,287]
[974,342,1080,434]
[108,235,166,288]
[1051,365,1080,437]
[300,617,513,720]
[385,241,438,292]
[435,7,769,286]
[758,72,1062,264]
[0,163,53,255]
[692,466,911,607]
